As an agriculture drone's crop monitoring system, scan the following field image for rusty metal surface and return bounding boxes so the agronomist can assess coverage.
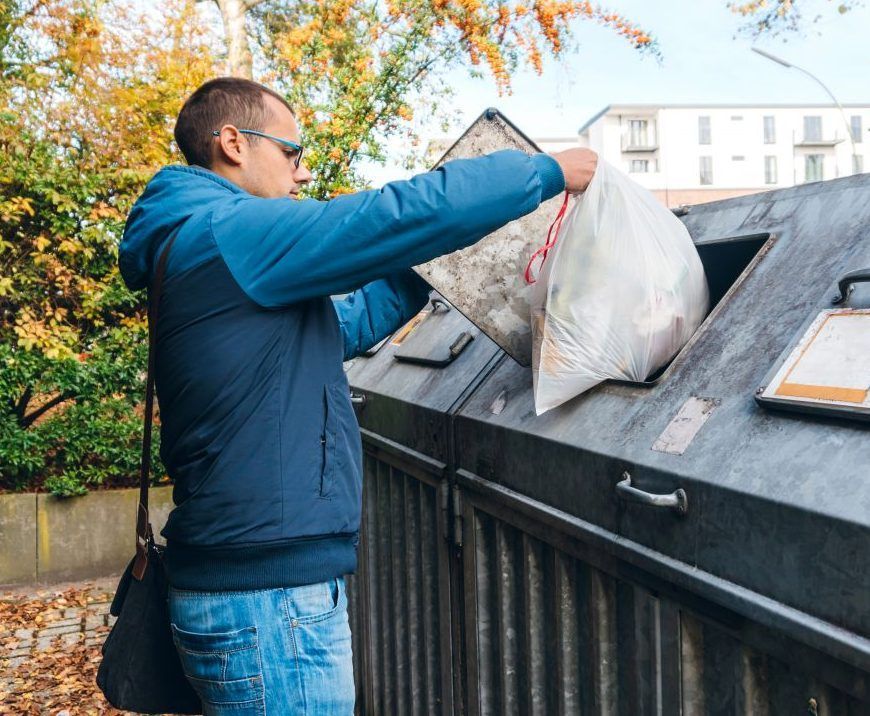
[413,109,566,366]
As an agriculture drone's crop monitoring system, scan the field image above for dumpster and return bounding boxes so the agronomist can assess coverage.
[346,108,870,715]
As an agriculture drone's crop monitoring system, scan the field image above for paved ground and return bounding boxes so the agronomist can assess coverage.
[0,576,138,715]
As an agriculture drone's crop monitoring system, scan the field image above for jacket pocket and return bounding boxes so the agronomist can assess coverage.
[170,624,265,713]
[321,382,362,501]
[320,384,336,498]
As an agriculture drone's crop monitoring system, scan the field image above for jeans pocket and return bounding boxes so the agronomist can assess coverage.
[171,624,265,714]
[289,577,345,625]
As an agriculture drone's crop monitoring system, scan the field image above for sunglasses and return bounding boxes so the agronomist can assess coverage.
[212,128,305,168]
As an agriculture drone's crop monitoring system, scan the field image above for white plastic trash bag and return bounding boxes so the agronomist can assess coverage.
[528,159,709,415]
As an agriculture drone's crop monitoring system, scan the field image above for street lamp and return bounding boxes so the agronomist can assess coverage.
[751,47,858,174]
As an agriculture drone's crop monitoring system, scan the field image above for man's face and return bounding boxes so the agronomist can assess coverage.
[214,94,313,199]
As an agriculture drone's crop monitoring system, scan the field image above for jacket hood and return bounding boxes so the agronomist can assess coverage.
[119,164,245,290]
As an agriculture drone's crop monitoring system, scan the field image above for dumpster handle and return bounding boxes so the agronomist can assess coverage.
[832,267,870,304]
[394,331,474,367]
[616,473,688,515]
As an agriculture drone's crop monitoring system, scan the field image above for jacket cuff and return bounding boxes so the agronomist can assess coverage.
[530,153,566,201]
[388,270,431,316]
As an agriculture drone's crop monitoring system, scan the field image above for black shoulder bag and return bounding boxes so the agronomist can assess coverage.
[96,233,202,714]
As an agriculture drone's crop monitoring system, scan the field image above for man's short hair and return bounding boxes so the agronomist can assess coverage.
[174,77,295,168]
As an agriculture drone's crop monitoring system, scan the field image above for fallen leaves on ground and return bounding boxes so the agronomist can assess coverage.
[0,581,137,715]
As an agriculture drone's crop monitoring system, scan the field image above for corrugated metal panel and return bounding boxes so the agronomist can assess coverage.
[346,443,867,716]
[349,449,453,715]
[459,478,867,716]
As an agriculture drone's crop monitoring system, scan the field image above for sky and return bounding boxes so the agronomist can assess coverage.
[360,0,870,184]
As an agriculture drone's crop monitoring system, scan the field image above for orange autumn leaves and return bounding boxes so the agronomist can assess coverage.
[443,0,655,84]
[254,0,656,196]
[1,0,215,359]
[0,581,126,715]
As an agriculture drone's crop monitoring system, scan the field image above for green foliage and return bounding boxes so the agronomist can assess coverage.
[0,0,211,496]
[0,328,165,495]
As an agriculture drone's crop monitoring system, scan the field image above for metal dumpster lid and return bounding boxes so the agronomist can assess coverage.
[413,108,566,366]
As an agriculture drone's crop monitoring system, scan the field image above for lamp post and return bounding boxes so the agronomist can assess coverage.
[752,47,858,175]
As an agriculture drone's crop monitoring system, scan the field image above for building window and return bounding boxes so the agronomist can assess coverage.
[804,116,822,142]
[763,115,776,144]
[628,119,649,147]
[764,156,777,184]
[629,159,649,173]
[851,115,863,143]
[805,154,824,182]
[698,116,711,145]
[854,154,864,174]
[699,156,713,185]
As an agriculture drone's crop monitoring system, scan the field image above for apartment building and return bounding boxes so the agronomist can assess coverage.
[427,104,869,208]
[577,103,869,207]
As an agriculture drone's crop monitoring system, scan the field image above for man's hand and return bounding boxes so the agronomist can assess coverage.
[550,148,598,194]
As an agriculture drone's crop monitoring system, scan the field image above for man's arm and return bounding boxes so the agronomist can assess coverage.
[210,149,565,308]
[332,270,430,361]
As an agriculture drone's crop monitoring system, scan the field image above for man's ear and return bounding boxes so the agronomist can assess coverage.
[214,126,245,167]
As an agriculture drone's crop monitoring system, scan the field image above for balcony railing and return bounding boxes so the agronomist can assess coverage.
[794,131,845,147]
[621,136,659,152]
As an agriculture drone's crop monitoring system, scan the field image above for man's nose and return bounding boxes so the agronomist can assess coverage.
[294,162,313,184]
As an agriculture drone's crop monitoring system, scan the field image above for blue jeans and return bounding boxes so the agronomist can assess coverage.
[168,576,355,715]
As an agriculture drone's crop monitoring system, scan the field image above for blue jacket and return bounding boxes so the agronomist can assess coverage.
[119,150,564,590]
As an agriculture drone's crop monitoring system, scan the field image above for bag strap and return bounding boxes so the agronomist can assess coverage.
[524,190,570,285]
[132,232,180,581]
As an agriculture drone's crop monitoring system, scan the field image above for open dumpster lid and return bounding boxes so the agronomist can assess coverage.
[413,108,565,366]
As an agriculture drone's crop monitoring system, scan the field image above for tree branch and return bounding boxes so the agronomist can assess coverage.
[21,391,74,429]
[14,387,32,423]
[343,53,443,170]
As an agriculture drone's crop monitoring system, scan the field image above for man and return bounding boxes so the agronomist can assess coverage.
[119,76,596,714]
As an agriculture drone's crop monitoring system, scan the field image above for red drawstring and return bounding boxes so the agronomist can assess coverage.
[524,190,570,284]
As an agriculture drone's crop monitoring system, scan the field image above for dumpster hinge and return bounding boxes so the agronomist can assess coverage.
[439,479,451,543]
[452,486,463,548]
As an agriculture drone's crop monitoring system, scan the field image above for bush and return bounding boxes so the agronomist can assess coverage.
[0,330,165,496]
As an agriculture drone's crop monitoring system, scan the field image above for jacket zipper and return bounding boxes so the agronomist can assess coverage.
[320,386,328,496]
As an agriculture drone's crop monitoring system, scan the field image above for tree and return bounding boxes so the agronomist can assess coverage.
[203,0,657,195]
[729,0,859,37]
[0,0,215,494]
